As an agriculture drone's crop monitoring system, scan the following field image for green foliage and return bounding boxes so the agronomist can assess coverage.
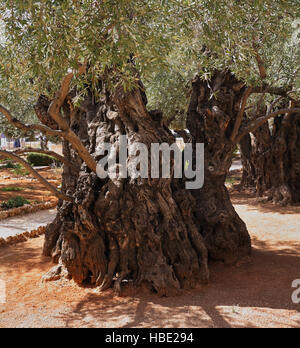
[11,164,30,176]
[0,186,23,192]
[145,1,299,126]
[179,0,300,87]
[226,176,240,185]
[146,66,194,129]
[26,153,57,167]
[0,0,184,96]
[3,161,18,169]
[0,71,38,137]
[0,0,299,130]
[1,195,30,210]
[233,146,240,158]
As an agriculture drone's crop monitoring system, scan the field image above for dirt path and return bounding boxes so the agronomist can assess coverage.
[0,194,299,328]
[0,209,57,238]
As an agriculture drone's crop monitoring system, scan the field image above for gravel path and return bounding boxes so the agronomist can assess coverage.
[0,209,56,239]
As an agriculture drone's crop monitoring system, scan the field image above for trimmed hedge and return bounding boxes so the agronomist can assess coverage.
[26,152,57,167]
[1,196,30,210]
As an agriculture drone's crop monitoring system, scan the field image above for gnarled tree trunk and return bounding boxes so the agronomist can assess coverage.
[41,71,251,295]
[239,133,256,189]
[187,71,251,264]
[239,104,300,205]
[41,85,210,296]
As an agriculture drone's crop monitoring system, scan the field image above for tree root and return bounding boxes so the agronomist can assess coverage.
[42,264,70,282]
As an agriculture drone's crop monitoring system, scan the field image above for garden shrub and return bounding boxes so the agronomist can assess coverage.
[4,161,18,169]
[1,196,31,210]
[26,153,58,167]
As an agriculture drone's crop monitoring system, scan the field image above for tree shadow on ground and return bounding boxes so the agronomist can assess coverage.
[1,234,299,327]
[231,191,300,215]
[55,241,300,328]
[0,239,50,274]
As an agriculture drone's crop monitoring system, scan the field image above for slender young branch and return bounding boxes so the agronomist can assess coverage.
[13,148,78,170]
[48,62,87,129]
[267,96,285,114]
[64,130,97,172]
[253,48,267,80]
[251,85,291,96]
[231,87,253,142]
[0,104,65,138]
[48,73,74,130]
[1,64,96,173]
[254,92,266,114]
[0,150,74,202]
[251,35,267,80]
[46,68,97,173]
[236,108,300,143]
[1,96,97,173]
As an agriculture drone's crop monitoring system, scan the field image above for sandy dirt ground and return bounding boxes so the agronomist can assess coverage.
[0,168,59,209]
[0,192,299,328]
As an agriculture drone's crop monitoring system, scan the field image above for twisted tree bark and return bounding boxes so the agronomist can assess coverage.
[42,84,210,296]
[186,71,251,264]
[239,103,300,205]
[42,71,252,295]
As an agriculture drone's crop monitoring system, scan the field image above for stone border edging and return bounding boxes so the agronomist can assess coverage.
[0,226,46,248]
[0,201,57,221]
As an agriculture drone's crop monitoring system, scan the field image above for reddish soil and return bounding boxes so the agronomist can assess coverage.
[0,191,299,328]
[0,168,59,209]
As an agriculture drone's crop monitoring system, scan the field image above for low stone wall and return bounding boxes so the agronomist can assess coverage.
[0,226,46,248]
[0,201,57,221]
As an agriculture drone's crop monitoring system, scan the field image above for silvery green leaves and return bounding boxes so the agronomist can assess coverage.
[0,0,186,97]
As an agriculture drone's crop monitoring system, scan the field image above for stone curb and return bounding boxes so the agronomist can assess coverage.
[0,226,46,248]
[0,201,57,221]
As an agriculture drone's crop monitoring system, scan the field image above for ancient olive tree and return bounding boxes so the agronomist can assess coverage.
[148,0,300,206]
[0,0,298,294]
[239,100,300,205]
